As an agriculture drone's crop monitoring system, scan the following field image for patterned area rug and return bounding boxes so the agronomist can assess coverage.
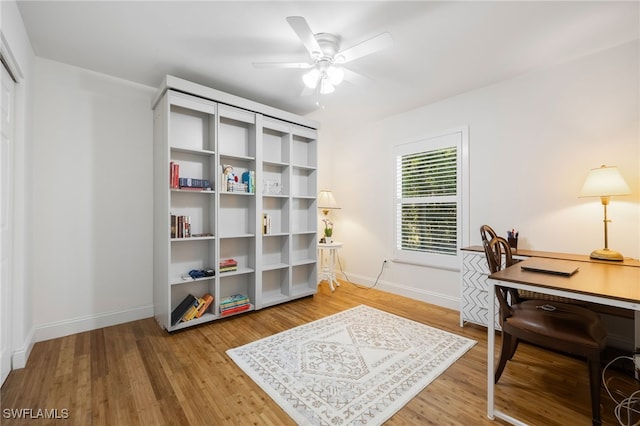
[227,305,476,425]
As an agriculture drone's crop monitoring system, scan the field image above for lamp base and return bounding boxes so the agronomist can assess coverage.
[590,248,624,261]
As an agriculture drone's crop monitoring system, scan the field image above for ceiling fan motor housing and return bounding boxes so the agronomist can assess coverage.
[313,33,342,62]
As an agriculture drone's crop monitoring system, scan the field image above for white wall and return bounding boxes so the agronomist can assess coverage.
[320,41,640,309]
[30,58,156,340]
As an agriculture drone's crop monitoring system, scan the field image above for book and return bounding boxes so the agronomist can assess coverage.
[220,303,251,316]
[263,213,271,235]
[219,294,249,309]
[181,297,204,322]
[171,294,197,326]
[196,293,214,318]
[220,259,238,268]
[220,298,249,310]
[170,162,180,188]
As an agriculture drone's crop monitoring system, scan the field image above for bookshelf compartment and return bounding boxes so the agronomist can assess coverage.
[219,194,255,237]
[170,191,215,237]
[170,150,216,188]
[219,273,256,309]
[170,239,216,284]
[219,236,255,274]
[263,235,290,269]
[292,233,316,264]
[169,104,215,152]
[262,268,290,306]
[292,263,317,297]
[291,198,316,234]
[262,163,289,196]
[262,126,290,164]
[219,157,256,194]
[262,197,289,235]
[219,107,256,159]
[291,167,316,198]
[291,133,317,168]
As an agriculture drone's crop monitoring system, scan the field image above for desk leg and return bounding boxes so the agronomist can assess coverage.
[635,311,640,353]
[487,280,495,420]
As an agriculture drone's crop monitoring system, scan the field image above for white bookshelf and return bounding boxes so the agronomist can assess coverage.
[153,77,319,331]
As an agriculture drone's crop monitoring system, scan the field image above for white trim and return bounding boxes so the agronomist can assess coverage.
[152,75,319,129]
[343,271,460,311]
[11,326,34,369]
[0,31,24,82]
[393,126,469,270]
[34,305,154,343]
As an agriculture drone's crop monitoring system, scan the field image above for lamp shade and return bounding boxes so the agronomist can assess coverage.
[579,165,631,198]
[318,190,339,209]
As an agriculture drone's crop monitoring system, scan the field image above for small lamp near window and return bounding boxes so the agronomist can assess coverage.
[579,165,631,261]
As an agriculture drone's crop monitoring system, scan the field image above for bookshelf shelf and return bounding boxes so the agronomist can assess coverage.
[153,77,318,332]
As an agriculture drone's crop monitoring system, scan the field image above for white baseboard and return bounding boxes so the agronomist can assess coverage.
[339,271,460,311]
[11,326,35,369]
[33,304,154,344]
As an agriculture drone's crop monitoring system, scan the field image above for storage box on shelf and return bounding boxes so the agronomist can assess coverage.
[153,76,319,331]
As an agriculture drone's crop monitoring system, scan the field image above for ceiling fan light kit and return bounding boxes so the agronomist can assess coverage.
[253,16,392,99]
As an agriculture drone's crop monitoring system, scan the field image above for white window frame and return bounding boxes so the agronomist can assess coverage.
[393,128,469,271]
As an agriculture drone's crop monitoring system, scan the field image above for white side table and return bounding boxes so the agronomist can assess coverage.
[317,242,343,291]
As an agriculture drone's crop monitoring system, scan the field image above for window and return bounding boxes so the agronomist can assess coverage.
[393,129,468,270]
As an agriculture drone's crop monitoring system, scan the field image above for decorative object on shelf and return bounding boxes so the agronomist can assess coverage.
[222,164,235,192]
[579,164,631,261]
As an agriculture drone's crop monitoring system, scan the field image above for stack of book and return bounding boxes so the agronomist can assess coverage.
[169,162,211,190]
[170,214,191,238]
[219,294,251,316]
[171,293,214,326]
[219,258,238,273]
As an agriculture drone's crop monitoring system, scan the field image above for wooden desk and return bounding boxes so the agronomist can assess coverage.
[487,258,640,424]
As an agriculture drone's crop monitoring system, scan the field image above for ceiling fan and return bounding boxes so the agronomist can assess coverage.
[253,16,393,96]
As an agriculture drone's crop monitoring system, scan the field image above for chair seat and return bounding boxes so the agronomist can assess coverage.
[505,300,607,349]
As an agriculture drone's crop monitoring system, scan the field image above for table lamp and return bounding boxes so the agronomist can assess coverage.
[318,190,340,216]
[318,190,340,242]
[579,165,631,261]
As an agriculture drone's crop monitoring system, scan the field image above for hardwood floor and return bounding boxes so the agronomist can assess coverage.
[2,280,637,425]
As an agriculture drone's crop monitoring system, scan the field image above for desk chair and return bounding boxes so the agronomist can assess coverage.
[481,229,607,426]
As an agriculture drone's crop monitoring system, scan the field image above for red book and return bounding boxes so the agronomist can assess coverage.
[219,259,238,268]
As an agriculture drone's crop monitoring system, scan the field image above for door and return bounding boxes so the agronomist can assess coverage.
[1,60,16,385]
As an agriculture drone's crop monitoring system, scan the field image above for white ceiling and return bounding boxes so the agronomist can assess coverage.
[16,1,640,131]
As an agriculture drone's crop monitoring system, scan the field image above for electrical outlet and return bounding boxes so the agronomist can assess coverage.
[634,353,640,371]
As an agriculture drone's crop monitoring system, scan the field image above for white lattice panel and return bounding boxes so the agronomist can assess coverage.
[461,252,501,330]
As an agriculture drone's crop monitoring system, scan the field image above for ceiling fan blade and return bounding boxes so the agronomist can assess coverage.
[343,68,374,86]
[252,61,312,69]
[286,16,323,59]
[336,32,393,64]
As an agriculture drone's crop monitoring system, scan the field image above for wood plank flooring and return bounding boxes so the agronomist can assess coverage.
[2,280,638,425]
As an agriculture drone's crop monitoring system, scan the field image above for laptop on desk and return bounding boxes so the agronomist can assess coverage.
[520,258,580,276]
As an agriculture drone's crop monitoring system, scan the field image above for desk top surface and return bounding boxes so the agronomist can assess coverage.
[462,245,640,267]
[490,257,640,304]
